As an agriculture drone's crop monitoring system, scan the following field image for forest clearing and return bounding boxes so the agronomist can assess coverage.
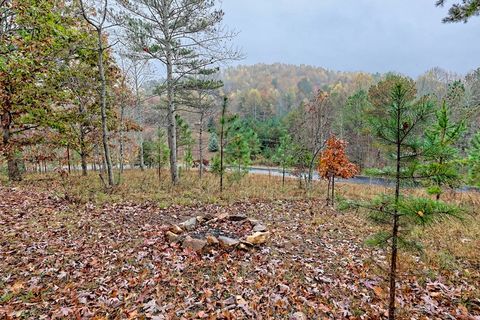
[2,0,480,319]
[1,171,479,319]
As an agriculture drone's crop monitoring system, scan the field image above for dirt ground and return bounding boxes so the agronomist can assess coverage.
[1,173,479,319]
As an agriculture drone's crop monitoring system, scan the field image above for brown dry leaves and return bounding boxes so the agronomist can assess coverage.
[1,186,479,319]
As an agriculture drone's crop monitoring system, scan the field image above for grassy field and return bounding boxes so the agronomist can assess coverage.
[1,169,479,319]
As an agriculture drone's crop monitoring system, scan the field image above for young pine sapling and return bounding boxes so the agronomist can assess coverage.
[361,79,462,320]
[273,132,296,187]
[468,131,480,186]
[422,101,465,199]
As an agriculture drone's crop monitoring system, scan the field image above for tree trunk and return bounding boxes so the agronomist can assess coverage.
[80,152,87,176]
[134,66,145,172]
[175,125,179,162]
[282,166,285,187]
[119,101,125,175]
[331,174,335,207]
[389,193,400,319]
[6,152,22,181]
[101,148,107,173]
[308,161,314,185]
[220,97,227,193]
[165,41,178,184]
[67,145,71,173]
[77,102,89,176]
[436,156,444,200]
[199,112,204,179]
[93,144,98,172]
[139,134,145,171]
[388,103,402,320]
[2,113,22,181]
[326,176,331,205]
[97,29,114,187]
[308,148,322,186]
[79,130,88,176]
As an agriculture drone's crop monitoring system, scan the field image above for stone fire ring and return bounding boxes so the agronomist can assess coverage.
[164,213,270,252]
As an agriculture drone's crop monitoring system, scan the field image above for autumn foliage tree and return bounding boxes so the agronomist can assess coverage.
[318,136,359,206]
[0,0,92,181]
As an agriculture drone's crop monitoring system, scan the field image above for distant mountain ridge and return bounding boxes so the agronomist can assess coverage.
[219,63,378,118]
[221,63,375,92]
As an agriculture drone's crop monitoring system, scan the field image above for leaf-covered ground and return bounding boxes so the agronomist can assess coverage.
[1,186,479,319]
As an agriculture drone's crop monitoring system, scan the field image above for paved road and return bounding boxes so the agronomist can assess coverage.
[246,166,479,192]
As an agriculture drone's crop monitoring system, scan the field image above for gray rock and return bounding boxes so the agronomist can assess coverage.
[179,217,197,231]
[218,236,240,247]
[169,225,183,234]
[182,236,207,252]
[253,224,267,232]
[216,213,229,221]
[203,213,215,221]
[290,312,307,320]
[238,243,250,250]
[206,234,219,245]
[222,296,236,306]
[245,231,270,245]
[165,231,180,243]
[228,214,247,221]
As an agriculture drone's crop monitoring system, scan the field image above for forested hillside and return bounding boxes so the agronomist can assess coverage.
[201,64,480,173]
[221,64,480,121]
[221,63,378,118]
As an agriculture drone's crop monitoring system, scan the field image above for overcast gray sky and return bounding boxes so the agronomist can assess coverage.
[220,0,480,77]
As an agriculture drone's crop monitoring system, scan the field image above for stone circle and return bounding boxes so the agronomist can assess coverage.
[164,213,270,252]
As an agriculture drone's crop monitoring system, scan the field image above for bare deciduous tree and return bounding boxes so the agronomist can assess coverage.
[79,0,115,187]
[287,90,333,185]
[122,53,150,171]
